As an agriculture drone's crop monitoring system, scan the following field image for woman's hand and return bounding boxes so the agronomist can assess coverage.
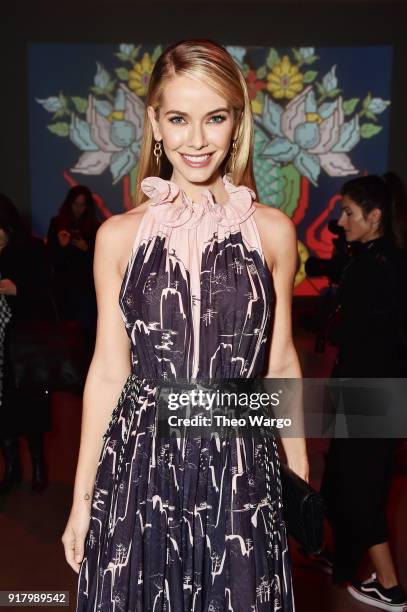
[71,237,89,252]
[61,503,91,573]
[0,279,17,296]
[57,230,71,247]
[287,454,309,483]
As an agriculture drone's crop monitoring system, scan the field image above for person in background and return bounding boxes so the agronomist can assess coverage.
[319,173,407,611]
[47,186,100,356]
[0,194,54,494]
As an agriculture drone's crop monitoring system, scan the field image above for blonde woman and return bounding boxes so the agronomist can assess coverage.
[62,39,308,611]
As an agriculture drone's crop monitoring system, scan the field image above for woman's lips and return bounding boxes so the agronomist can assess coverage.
[179,152,214,167]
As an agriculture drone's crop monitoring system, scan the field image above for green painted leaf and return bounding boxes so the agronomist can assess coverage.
[303,71,317,84]
[315,81,325,95]
[360,123,382,138]
[292,48,302,63]
[266,48,280,69]
[326,88,342,99]
[115,52,130,62]
[90,86,105,96]
[131,45,141,60]
[343,98,359,115]
[47,122,69,137]
[52,109,70,120]
[116,67,129,81]
[363,92,372,109]
[58,92,68,108]
[71,96,88,114]
[241,62,250,77]
[256,65,267,79]
[364,110,378,121]
[303,54,319,65]
[279,163,302,217]
[151,45,162,64]
[105,79,117,94]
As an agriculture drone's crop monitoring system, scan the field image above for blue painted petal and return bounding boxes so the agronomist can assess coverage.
[119,44,134,56]
[260,137,299,162]
[299,47,315,59]
[332,116,360,153]
[130,140,141,156]
[367,98,391,114]
[322,65,337,93]
[94,99,113,117]
[262,97,283,137]
[114,88,126,112]
[225,46,246,66]
[294,122,320,150]
[305,90,317,114]
[94,63,110,89]
[110,120,137,148]
[69,115,98,151]
[294,150,320,185]
[254,123,269,156]
[36,96,63,113]
[110,147,137,184]
[318,100,337,119]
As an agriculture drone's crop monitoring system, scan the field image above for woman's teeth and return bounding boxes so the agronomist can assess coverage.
[183,154,210,161]
[180,153,213,165]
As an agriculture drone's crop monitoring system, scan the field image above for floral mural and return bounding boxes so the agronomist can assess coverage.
[31,44,392,294]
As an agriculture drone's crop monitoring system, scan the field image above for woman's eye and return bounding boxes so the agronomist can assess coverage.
[209,115,227,123]
[169,116,185,124]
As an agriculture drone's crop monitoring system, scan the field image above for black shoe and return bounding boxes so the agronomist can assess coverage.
[348,573,407,611]
[0,437,22,495]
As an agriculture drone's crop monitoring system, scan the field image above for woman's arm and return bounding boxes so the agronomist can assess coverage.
[62,208,145,573]
[255,206,308,481]
[71,216,133,506]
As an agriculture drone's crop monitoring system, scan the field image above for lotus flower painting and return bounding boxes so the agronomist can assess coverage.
[29,44,392,294]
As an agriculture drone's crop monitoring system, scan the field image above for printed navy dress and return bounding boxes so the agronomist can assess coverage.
[76,174,295,611]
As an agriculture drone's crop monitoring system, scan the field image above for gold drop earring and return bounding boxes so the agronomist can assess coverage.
[229,140,237,174]
[154,140,162,167]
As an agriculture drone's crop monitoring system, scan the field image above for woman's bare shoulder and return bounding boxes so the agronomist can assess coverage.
[253,202,297,272]
[253,201,296,236]
[95,203,150,275]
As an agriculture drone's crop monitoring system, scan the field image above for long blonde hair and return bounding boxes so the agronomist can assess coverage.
[135,39,257,205]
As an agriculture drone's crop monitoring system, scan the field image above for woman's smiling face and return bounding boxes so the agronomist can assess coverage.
[147,75,238,185]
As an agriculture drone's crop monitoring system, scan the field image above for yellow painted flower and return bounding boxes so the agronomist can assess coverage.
[128,52,154,96]
[306,112,322,124]
[295,240,309,287]
[267,55,304,100]
[108,111,125,122]
[251,97,263,115]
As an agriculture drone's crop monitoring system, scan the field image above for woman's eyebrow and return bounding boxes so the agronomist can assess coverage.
[164,107,230,117]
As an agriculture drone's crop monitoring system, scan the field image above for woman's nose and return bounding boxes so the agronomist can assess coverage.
[337,213,345,227]
[188,123,207,149]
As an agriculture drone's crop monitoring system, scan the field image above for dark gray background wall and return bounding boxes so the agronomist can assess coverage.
[1,0,406,222]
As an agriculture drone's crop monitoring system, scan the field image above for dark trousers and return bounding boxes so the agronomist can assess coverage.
[320,437,399,583]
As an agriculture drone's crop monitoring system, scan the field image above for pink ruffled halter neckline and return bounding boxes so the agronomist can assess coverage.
[140,174,257,228]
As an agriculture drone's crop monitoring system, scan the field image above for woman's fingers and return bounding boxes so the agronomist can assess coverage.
[75,539,85,565]
[61,528,82,574]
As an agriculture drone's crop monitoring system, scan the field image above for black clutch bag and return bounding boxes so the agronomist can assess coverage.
[280,463,324,555]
